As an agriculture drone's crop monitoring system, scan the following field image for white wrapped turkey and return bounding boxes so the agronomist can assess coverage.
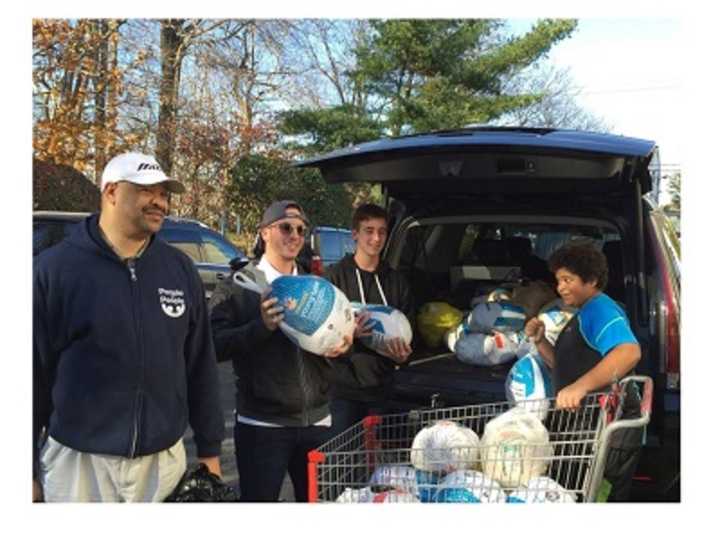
[233,273,355,356]
[504,353,554,421]
[410,420,481,473]
[466,301,526,333]
[506,477,577,503]
[455,331,519,366]
[479,407,553,488]
[538,298,577,345]
[351,303,413,357]
[437,470,507,503]
[335,487,375,503]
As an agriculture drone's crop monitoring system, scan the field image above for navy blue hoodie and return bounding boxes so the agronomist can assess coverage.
[33,214,224,475]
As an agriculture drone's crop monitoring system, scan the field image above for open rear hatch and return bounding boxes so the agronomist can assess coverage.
[296,127,656,192]
[297,127,657,408]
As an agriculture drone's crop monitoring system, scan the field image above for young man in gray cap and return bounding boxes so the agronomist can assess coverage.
[209,200,352,502]
[33,152,225,502]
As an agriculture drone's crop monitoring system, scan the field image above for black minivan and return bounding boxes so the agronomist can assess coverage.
[297,127,680,501]
[33,212,246,298]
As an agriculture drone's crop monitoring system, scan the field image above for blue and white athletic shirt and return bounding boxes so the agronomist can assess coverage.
[552,293,638,392]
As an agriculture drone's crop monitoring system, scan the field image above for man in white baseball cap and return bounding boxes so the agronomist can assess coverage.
[33,152,224,502]
[100,152,185,194]
[99,152,184,249]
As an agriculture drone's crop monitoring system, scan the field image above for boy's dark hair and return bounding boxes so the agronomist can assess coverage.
[352,203,388,231]
[548,240,608,290]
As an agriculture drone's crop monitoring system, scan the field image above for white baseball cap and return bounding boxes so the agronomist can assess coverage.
[100,152,185,194]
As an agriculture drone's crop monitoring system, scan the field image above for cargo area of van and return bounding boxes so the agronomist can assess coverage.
[385,213,626,410]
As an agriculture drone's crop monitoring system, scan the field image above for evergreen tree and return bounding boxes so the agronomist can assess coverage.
[281,19,577,152]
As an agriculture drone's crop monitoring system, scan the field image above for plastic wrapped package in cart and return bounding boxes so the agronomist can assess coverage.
[479,407,553,488]
[537,299,577,345]
[455,331,519,366]
[334,487,419,503]
[434,488,482,503]
[410,420,481,473]
[505,353,554,420]
[435,470,507,503]
[335,487,375,503]
[506,477,577,503]
[466,301,526,333]
[369,465,437,502]
[233,273,354,356]
[351,303,413,357]
[371,490,420,503]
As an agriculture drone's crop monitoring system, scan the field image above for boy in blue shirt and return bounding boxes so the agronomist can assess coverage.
[525,240,643,501]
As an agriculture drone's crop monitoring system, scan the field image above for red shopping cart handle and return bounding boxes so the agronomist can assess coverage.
[363,415,382,429]
[598,377,654,423]
[598,383,622,423]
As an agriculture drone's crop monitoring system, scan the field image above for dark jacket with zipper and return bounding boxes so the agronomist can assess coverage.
[208,262,334,426]
[33,214,224,477]
[323,254,415,402]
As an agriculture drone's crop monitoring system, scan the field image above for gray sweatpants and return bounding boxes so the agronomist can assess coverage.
[40,436,186,502]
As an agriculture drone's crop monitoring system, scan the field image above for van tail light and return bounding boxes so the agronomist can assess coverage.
[310,255,323,276]
[662,268,680,389]
[650,219,680,390]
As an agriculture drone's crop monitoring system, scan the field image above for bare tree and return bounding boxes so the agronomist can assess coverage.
[157,19,184,173]
[156,19,244,173]
[494,63,611,132]
[283,20,370,110]
[92,20,123,183]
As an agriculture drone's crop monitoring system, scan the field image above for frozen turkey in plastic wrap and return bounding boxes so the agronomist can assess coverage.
[436,470,507,503]
[455,331,519,366]
[537,298,578,345]
[410,420,481,473]
[506,477,577,503]
[466,301,526,333]
[233,273,354,356]
[351,303,413,357]
[368,464,437,502]
[505,353,554,421]
[479,407,553,488]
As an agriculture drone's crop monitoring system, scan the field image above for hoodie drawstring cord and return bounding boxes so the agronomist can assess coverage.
[355,268,388,307]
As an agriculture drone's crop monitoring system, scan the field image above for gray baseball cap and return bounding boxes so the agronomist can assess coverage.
[259,200,309,228]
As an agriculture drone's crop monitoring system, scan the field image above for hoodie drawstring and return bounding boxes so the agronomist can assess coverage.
[355,268,388,307]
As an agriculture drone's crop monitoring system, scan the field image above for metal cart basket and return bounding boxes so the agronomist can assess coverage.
[308,376,652,503]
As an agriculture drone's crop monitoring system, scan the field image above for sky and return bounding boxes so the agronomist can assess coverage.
[508,18,682,202]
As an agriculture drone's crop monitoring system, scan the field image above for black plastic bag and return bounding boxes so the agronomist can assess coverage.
[164,463,238,502]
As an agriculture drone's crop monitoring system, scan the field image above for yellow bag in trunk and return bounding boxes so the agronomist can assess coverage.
[417,302,463,348]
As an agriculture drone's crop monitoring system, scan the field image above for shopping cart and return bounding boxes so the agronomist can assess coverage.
[308,376,652,503]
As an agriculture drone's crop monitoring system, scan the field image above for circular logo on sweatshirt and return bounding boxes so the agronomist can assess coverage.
[158,287,186,318]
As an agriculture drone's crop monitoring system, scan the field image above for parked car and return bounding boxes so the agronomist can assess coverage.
[297,127,681,501]
[33,211,247,298]
[311,226,355,268]
[296,226,356,275]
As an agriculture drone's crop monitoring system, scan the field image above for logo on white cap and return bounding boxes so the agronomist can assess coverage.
[137,162,162,172]
[100,152,184,194]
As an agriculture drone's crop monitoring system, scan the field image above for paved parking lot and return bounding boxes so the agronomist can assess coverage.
[183,360,296,501]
